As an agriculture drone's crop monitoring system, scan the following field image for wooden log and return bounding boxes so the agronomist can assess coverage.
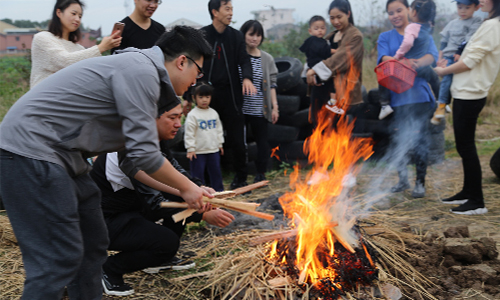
[160,202,189,209]
[160,198,259,211]
[172,208,197,223]
[248,229,298,246]
[224,206,275,221]
[330,227,355,253]
[268,277,291,287]
[232,180,269,195]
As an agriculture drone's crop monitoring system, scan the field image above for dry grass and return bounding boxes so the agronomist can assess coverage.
[2,153,499,299]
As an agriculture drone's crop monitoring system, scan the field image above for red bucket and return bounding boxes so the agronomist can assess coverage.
[375,59,416,94]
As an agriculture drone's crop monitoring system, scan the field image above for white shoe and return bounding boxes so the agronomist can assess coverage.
[445,105,452,113]
[325,104,345,115]
[307,171,329,185]
[378,105,394,120]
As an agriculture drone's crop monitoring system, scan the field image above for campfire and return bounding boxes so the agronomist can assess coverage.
[254,56,379,298]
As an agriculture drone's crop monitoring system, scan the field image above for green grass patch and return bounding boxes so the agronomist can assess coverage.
[0,55,31,121]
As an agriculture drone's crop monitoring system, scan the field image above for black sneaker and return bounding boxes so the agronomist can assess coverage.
[142,257,195,274]
[451,201,488,215]
[254,173,266,183]
[390,181,410,193]
[441,191,468,205]
[102,270,134,296]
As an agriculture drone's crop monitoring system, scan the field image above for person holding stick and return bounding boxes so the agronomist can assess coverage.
[0,26,212,299]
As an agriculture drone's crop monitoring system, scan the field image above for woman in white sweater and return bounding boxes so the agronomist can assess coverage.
[434,0,500,215]
[30,0,121,87]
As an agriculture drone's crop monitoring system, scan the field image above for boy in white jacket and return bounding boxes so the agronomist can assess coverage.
[185,83,225,191]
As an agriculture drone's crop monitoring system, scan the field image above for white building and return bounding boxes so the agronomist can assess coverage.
[251,7,295,34]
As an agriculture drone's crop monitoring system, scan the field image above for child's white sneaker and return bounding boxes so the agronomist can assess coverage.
[378,105,393,120]
[325,99,344,115]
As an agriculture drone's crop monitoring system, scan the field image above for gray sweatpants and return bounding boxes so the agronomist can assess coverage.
[0,150,108,300]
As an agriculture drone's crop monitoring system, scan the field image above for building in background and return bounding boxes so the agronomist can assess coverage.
[0,20,100,55]
[251,6,295,40]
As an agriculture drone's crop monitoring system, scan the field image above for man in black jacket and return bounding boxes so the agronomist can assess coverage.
[201,0,256,189]
[90,104,234,296]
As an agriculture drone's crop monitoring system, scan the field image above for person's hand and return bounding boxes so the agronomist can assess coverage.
[271,108,279,124]
[434,67,446,77]
[180,185,211,210]
[453,54,461,62]
[97,31,122,53]
[306,69,321,86]
[219,147,224,156]
[197,203,213,214]
[330,49,337,54]
[202,208,235,228]
[436,58,448,68]
[242,78,257,95]
[200,185,216,195]
[408,58,420,70]
[186,152,197,161]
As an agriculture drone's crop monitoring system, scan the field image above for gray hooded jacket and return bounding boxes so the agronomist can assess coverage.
[0,46,180,177]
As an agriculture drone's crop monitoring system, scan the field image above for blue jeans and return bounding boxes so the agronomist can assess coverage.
[0,151,108,300]
[189,152,224,191]
[437,56,455,105]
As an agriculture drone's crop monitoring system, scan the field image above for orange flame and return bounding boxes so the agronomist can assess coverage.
[275,53,373,285]
[271,146,280,161]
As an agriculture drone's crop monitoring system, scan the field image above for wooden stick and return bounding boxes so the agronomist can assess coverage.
[330,227,355,253]
[172,208,197,223]
[249,229,298,246]
[232,180,269,195]
[223,206,275,221]
[160,202,189,208]
[160,199,259,211]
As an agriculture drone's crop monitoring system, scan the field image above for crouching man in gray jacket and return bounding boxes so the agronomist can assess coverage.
[0,26,212,300]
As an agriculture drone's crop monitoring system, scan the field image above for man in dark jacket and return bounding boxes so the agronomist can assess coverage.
[201,0,256,189]
[91,104,235,296]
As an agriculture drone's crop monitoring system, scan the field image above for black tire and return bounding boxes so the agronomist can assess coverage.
[268,124,299,144]
[490,147,500,178]
[277,94,300,116]
[428,131,445,165]
[367,88,381,106]
[275,57,303,94]
[276,140,308,162]
[278,108,310,128]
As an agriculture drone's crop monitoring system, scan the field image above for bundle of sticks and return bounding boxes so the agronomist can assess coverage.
[160,181,274,223]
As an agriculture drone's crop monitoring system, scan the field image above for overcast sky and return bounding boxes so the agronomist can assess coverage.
[1,0,458,35]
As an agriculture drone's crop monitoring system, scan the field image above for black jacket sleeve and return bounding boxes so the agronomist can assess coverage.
[236,30,253,81]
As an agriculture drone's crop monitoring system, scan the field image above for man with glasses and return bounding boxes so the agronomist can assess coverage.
[112,0,165,54]
[0,26,212,300]
[201,0,256,190]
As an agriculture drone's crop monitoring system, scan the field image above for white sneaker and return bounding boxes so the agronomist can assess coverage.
[378,105,394,120]
[325,104,345,115]
[307,171,329,185]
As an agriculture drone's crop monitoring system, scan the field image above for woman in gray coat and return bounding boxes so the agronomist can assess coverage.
[239,20,279,182]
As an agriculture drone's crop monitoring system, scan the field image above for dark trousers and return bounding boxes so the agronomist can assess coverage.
[453,98,486,202]
[189,152,224,191]
[103,212,179,276]
[245,115,270,174]
[390,102,434,183]
[0,151,108,300]
[211,87,248,181]
[379,65,440,105]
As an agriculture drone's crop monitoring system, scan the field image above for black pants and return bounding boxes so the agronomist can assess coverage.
[0,151,108,300]
[245,115,270,174]
[379,65,440,105]
[103,211,180,275]
[211,86,248,181]
[390,102,434,183]
[453,98,486,202]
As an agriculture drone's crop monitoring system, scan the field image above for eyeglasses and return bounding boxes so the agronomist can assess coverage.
[144,0,162,5]
[185,56,204,79]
